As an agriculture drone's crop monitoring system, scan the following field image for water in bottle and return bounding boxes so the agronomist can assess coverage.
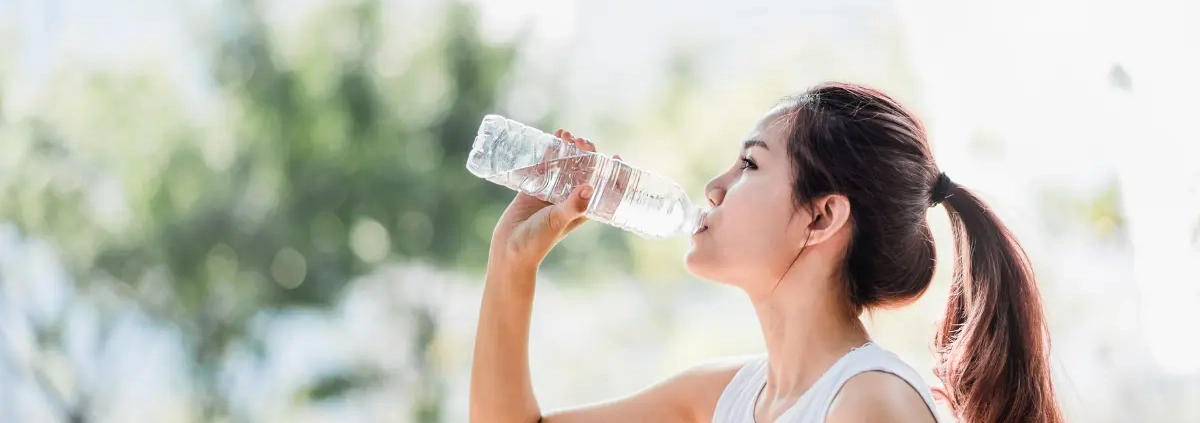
[466,114,706,239]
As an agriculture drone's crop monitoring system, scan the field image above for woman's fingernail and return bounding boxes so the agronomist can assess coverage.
[580,186,593,199]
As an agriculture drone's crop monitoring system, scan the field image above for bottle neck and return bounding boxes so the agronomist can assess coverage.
[685,205,707,235]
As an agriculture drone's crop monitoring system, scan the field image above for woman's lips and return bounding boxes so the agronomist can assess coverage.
[693,214,711,235]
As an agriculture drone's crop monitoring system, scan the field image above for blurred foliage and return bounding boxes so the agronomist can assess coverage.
[300,369,384,403]
[1038,179,1126,243]
[0,0,564,421]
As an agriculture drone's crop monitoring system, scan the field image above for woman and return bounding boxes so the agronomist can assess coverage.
[470,82,1062,423]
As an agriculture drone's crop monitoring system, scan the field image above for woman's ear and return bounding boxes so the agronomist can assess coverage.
[803,194,851,247]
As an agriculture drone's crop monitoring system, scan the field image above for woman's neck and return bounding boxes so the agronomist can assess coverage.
[748,269,870,408]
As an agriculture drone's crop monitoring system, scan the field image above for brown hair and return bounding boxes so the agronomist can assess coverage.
[781,82,1062,423]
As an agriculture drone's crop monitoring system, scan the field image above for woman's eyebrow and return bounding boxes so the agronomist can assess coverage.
[742,139,769,151]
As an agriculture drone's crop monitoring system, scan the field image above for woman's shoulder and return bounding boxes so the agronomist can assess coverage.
[825,371,939,423]
[664,355,760,421]
[822,345,941,423]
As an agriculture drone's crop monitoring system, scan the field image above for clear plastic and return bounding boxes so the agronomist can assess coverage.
[466,114,705,239]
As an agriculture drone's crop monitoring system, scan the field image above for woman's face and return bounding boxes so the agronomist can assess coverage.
[685,106,813,290]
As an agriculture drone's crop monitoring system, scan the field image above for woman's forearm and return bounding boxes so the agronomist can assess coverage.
[469,264,541,423]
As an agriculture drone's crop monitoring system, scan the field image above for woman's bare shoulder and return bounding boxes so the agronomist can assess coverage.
[667,356,753,421]
[826,371,938,423]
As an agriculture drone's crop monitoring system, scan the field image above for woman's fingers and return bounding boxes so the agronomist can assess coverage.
[548,130,608,236]
[556,130,597,152]
[577,137,595,152]
[544,185,591,235]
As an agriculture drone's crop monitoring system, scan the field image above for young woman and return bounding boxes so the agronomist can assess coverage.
[470,82,1062,423]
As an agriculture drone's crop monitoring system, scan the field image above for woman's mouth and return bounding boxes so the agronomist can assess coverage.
[693,215,710,236]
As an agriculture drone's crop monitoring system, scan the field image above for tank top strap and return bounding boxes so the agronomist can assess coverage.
[800,343,946,423]
[712,344,946,423]
[712,355,768,423]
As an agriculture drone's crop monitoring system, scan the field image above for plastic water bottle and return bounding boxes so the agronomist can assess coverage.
[466,114,706,239]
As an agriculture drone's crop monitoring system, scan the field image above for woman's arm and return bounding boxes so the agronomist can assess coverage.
[468,263,740,423]
[468,265,542,423]
[539,358,742,423]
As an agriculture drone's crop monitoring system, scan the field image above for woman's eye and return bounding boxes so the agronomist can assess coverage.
[739,157,758,170]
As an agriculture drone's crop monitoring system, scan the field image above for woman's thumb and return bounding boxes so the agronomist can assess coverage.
[546,185,592,233]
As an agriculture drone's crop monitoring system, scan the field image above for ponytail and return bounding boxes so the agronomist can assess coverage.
[935,183,1063,423]
[776,82,1063,422]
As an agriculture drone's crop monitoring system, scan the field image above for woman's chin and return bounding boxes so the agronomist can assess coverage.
[683,248,716,280]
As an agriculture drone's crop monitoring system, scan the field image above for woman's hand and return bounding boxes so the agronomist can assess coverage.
[488,129,617,273]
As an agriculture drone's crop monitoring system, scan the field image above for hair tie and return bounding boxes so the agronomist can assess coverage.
[930,172,952,207]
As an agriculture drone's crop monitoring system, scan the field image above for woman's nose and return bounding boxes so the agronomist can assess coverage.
[705,183,726,207]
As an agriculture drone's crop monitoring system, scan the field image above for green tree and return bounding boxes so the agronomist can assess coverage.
[0,1,533,421]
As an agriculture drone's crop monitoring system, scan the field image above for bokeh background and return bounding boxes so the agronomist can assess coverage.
[2,0,1199,422]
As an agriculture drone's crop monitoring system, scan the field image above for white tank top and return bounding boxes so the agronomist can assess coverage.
[711,342,945,423]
